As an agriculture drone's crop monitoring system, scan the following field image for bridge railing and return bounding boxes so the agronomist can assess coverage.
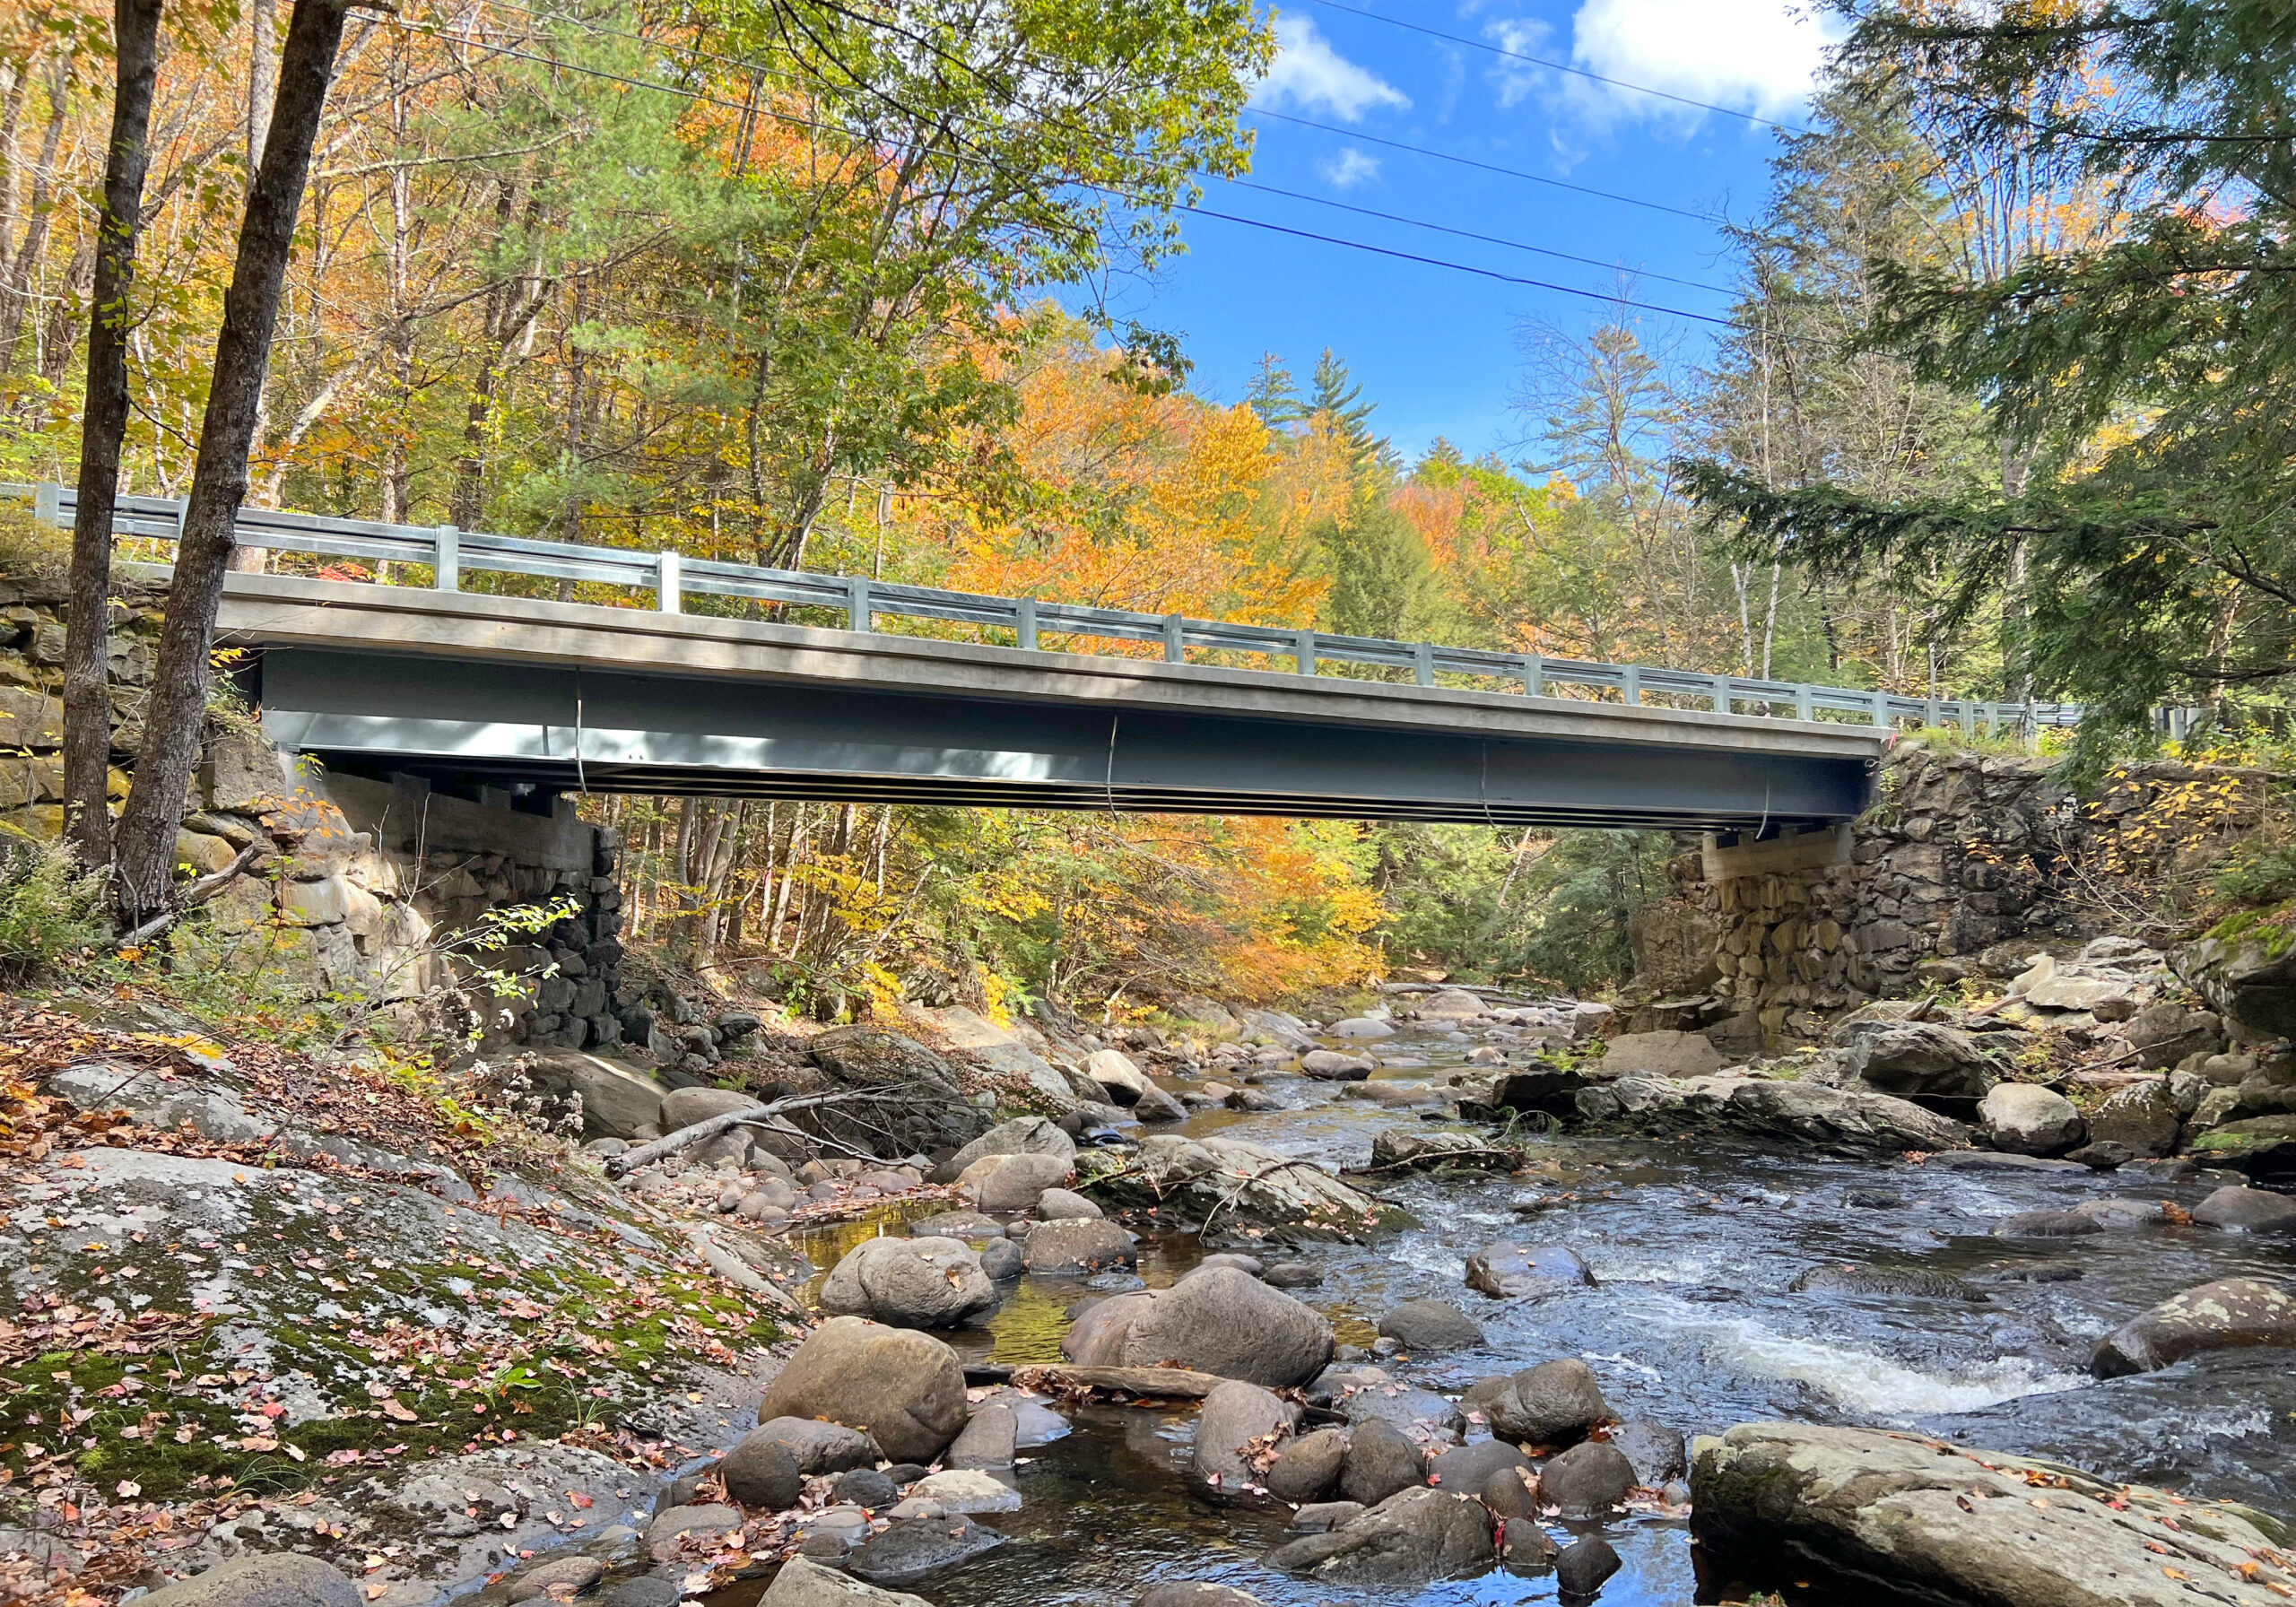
[8,479,2104,735]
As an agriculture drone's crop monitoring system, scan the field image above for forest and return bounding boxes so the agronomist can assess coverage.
[4,0,2292,1014]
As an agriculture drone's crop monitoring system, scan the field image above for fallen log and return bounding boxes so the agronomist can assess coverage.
[603,1090,865,1179]
[1010,1364,1228,1400]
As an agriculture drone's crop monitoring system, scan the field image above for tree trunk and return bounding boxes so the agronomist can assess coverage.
[111,0,352,925]
[0,55,67,365]
[62,0,164,878]
[245,0,276,189]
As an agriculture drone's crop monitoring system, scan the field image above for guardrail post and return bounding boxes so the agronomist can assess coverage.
[35,482,58,525]
[172,498,188,541]
[433,526,459,591]
[657,550,681,613]
[1521,652,1543,696]
[1710,673,1733,715]
[848,575,874,633]
[1622,665,1642,706]
[1163,614,1184,663]
[1870,691,1889,726]
[1795,683,1814,722]
[1015,596,1038,651]
[1413,641,1434,687]
[1294,630,1318,676]
[1926,695,1943,727]
[1959,701,1976,735]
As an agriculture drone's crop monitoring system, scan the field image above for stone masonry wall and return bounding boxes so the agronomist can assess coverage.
[0,565,620,1049]
[1632,742,2272,1044]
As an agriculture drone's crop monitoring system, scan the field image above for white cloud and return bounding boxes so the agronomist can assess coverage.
[1483,16,1555,110]
[1565,0,1842,125]
[1253,15,1410,122]
[1318,148,1382,189]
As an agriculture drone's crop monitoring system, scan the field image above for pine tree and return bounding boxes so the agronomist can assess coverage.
[1309,347,1380,469]
[1243,352,1303,427]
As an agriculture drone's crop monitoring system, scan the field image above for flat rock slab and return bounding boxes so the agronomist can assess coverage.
[1694,1421,2292,1607]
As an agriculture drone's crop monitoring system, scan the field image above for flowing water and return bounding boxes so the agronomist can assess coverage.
[775,1022,2296,1606]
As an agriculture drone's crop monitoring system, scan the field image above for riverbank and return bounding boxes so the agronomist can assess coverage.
[15,973,2292,1607]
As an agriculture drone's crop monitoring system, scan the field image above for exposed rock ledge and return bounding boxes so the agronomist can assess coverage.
[1570,1073,1972,1152]
[1692,1420,2294,1607]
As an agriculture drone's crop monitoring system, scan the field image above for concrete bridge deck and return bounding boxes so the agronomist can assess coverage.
[215,573,1884,831]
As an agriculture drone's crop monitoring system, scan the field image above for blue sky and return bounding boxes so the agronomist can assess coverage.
[1080,0,1843,464]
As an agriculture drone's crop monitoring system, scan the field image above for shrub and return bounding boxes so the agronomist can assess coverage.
[0,831,109,984]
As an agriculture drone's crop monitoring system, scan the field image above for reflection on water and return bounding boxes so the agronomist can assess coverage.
[758,1021,2296,1606]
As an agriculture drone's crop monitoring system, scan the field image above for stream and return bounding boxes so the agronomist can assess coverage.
[776,1018,2296,1606]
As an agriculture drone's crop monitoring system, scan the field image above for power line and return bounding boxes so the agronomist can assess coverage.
[1152,201,1744,327]
[1247,109,1726,223]
[403,15,1745,326]
[1225,178,1728,293]
[1301,0,1811,135]
[454,0,1732,294]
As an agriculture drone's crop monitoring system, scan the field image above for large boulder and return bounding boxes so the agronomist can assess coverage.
[1691,1421,2290,1607]
[2089,1277,2296,1377]
[910,1005,1081,1111]
[1537,1439,1636,1517]
[1848,1023,1992,1100]
[938,1116,1076,1181]
[761,1558,931,1607]
[137,1555,362,1607]
[963,1151,1074,1212]
[2085,1078,2187,1158]
[2187,1114,2296,1177]
[1599,1030,1723,1079]
[661,1085,763,1133]
[1462,1359,1610,1446]
[754,1316,968,1462]
[1191,1379,1298,1490]
[804,1025,997,1156]
[1301,1049,1375,1081]
[1340,1417,1426,1505]
[1375,1299,1485,1354]
[718,1431,804,1510]
[1572,1073,1972,1151]
[1464,1242,1593,1299]
[521,1051,666,1140]
[1267,1488,1496,1587]
[1022,1217,1137,1274]
[2177,921,2296,1040]
[1059,1266,1333,1386]
[1370,1129,1502,1170]
[1979,1082,2085,1156]
[1136,1588,1266,1607]
[1416,987,1487,1018]
[2121,1002,2224,1070]
[1265,1426,1349,1503]
[739,1417,881,1474]
[1076,1134,1400,1238]
[819,1237,996,1328]
[1083,1048,1187,1122]
[2193,1185,2296,1231]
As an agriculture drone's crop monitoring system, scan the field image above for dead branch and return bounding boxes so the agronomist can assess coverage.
[604,1089,868,1179]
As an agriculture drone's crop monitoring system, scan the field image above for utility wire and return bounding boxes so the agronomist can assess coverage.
[1247,109,1726,222]
[1301,0,1812,135]
[465,0,1734,230]
[452,0,1731,294]
[402,14,1745,326]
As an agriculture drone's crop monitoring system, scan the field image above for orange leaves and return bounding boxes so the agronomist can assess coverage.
[931,342,1327,633]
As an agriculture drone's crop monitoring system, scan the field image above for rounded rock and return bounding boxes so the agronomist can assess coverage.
[755,1317,969,1463]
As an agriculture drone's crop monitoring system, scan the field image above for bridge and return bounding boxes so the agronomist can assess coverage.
[13,481,2081,832]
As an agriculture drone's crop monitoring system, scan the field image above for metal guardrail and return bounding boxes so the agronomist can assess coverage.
[9,479,2097,735]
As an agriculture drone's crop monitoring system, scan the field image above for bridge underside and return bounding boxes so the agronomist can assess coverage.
[258,647,1871,831]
